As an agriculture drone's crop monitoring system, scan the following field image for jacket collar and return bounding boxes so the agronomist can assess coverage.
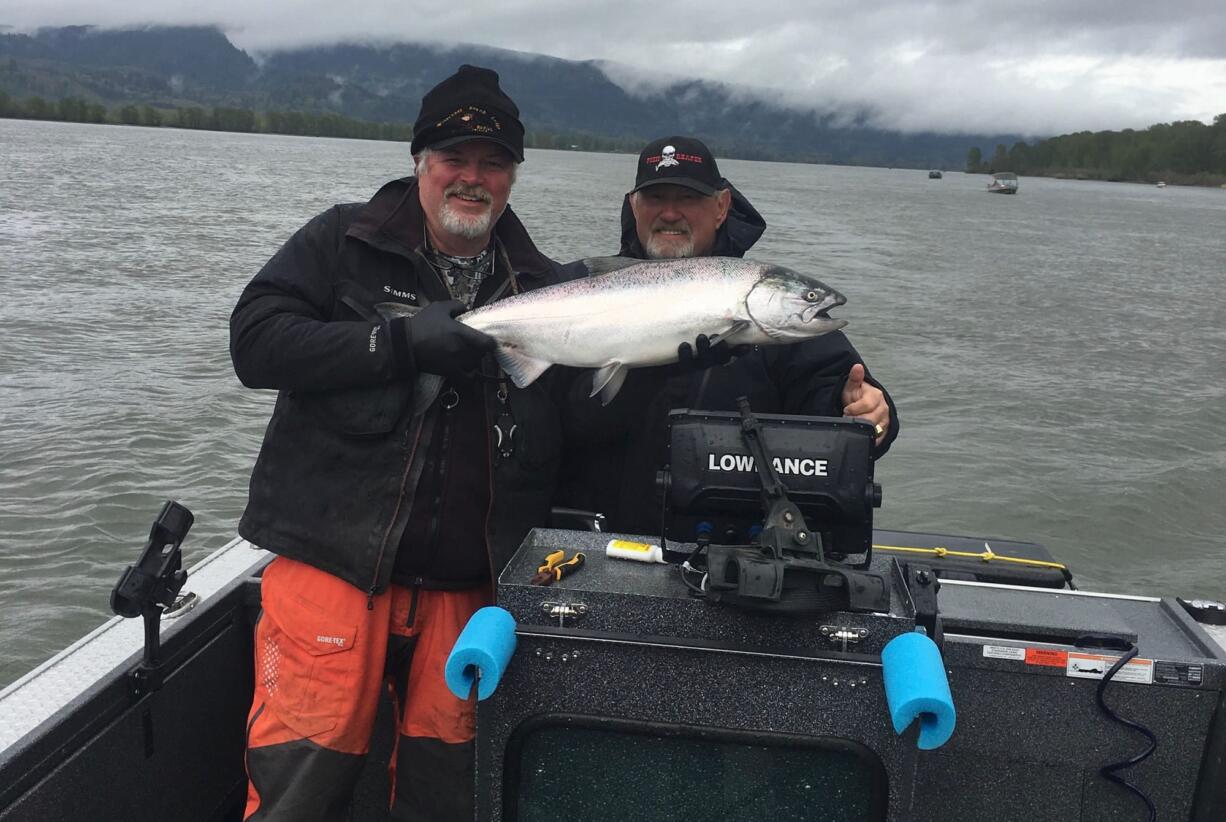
[346,176,554,280]
[617,178,766,260]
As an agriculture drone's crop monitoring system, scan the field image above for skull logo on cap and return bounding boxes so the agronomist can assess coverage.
[656,145,680,171]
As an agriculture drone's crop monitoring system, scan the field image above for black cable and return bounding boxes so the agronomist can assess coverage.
[677,562,708,597]
[676,539,710,598]
[1095,644,1157,820]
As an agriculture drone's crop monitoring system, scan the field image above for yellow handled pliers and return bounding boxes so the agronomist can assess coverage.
[530,549,586,586]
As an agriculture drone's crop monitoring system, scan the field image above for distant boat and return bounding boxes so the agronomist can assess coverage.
[988,172,1018,194]
[1156,181,1167,188]
[928,170,943,179]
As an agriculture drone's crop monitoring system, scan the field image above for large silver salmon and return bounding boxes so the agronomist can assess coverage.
[382,256,847,405]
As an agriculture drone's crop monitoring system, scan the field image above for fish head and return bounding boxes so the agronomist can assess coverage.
[744,266,848,342]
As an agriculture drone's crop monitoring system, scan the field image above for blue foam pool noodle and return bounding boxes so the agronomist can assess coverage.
[445,606,518,700]
[881,630,956,749]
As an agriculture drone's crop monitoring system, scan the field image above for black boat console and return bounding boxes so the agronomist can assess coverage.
[474,402,1226,821]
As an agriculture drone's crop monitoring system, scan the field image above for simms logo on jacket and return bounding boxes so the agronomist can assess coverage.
[383,285,417,301]
[707,453,829,478]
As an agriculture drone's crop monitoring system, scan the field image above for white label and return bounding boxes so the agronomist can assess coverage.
[1065,652,1154,685]
[982,645,1026,661]
[706,453,829,477]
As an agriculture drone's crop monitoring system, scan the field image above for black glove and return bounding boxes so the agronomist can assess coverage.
[408,300,496,377]
[675,334,750,374]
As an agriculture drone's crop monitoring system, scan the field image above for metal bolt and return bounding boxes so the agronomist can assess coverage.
[821,675,829,683]
[820,626,830,635]
[561,653,570,663]
[783,511,794,523]
[796,531,809,544]
[857,629,868,637]
[544,651,553,662]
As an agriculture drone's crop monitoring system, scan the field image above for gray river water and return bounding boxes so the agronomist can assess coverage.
[2,118,1224,687]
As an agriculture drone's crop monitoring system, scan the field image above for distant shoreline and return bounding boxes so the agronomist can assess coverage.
[4,108,1225,188]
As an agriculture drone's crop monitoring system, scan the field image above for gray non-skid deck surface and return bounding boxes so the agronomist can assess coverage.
[939,583,1138,642]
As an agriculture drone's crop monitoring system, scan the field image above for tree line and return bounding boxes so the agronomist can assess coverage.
[0,91,648,154]
[0,92,415,141]
[966,115,1226,185]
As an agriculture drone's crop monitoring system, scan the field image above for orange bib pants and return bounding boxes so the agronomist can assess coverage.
[243,556,489,821]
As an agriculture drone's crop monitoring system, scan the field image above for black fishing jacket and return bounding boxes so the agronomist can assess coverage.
[231,177,563,596]
[556,181,900,535]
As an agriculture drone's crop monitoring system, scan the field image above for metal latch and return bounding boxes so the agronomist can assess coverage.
[542,601,587,627]
[820,625,868,651]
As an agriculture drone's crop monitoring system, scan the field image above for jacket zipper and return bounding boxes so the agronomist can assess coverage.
[368,415,425,609]
[420,392,457,576]
[482,384,501,587]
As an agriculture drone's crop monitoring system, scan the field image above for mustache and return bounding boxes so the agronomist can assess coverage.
[650,218,691,235]
[444,183,492,204]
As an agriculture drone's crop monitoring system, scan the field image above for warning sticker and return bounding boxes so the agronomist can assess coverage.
[982,645,1026,661]
[1065,652,1154,684]
[1024,648,1069,668]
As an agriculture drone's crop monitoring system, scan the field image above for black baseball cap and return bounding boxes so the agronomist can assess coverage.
[411,65,525,161]
[631,136,723,195]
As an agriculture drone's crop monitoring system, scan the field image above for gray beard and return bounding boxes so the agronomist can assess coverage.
[438,202,494,240]
[644,233,695,259]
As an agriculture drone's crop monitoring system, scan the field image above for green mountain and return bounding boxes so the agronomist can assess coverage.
[1,24,1021,167]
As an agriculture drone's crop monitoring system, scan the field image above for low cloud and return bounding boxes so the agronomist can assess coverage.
[1,0,1223,134]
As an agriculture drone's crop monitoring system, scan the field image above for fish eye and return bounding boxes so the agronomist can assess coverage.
[804,289,821,302]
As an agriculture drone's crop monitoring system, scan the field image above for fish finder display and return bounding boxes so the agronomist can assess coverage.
[660,408,881,563]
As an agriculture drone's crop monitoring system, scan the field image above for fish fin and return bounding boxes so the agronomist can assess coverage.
[374,301,422,321]
[411,373,445,416]
[495,345,553,388]
[707,320,751,347]
[590,362,630,405]
[580,256,641,277]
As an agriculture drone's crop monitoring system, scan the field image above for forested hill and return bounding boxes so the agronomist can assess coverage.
[0,24,1018,169]
[966,117,1226,186]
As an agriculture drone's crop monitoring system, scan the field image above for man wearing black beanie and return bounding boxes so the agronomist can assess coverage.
[231,64,559,821]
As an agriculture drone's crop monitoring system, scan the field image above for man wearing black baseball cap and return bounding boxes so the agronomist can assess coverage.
[626,135,733,259]
[555,134,899,535]
[233,64,562,821]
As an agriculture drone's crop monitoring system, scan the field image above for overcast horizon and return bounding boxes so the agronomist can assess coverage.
[1,1,1224,137]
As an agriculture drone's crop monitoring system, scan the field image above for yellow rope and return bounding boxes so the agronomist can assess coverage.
[873,543,1068,571]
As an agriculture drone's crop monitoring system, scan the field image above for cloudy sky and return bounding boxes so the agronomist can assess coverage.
[2,0,1224,136]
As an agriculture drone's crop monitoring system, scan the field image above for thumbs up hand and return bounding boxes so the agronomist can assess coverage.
[842,363,890,445]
